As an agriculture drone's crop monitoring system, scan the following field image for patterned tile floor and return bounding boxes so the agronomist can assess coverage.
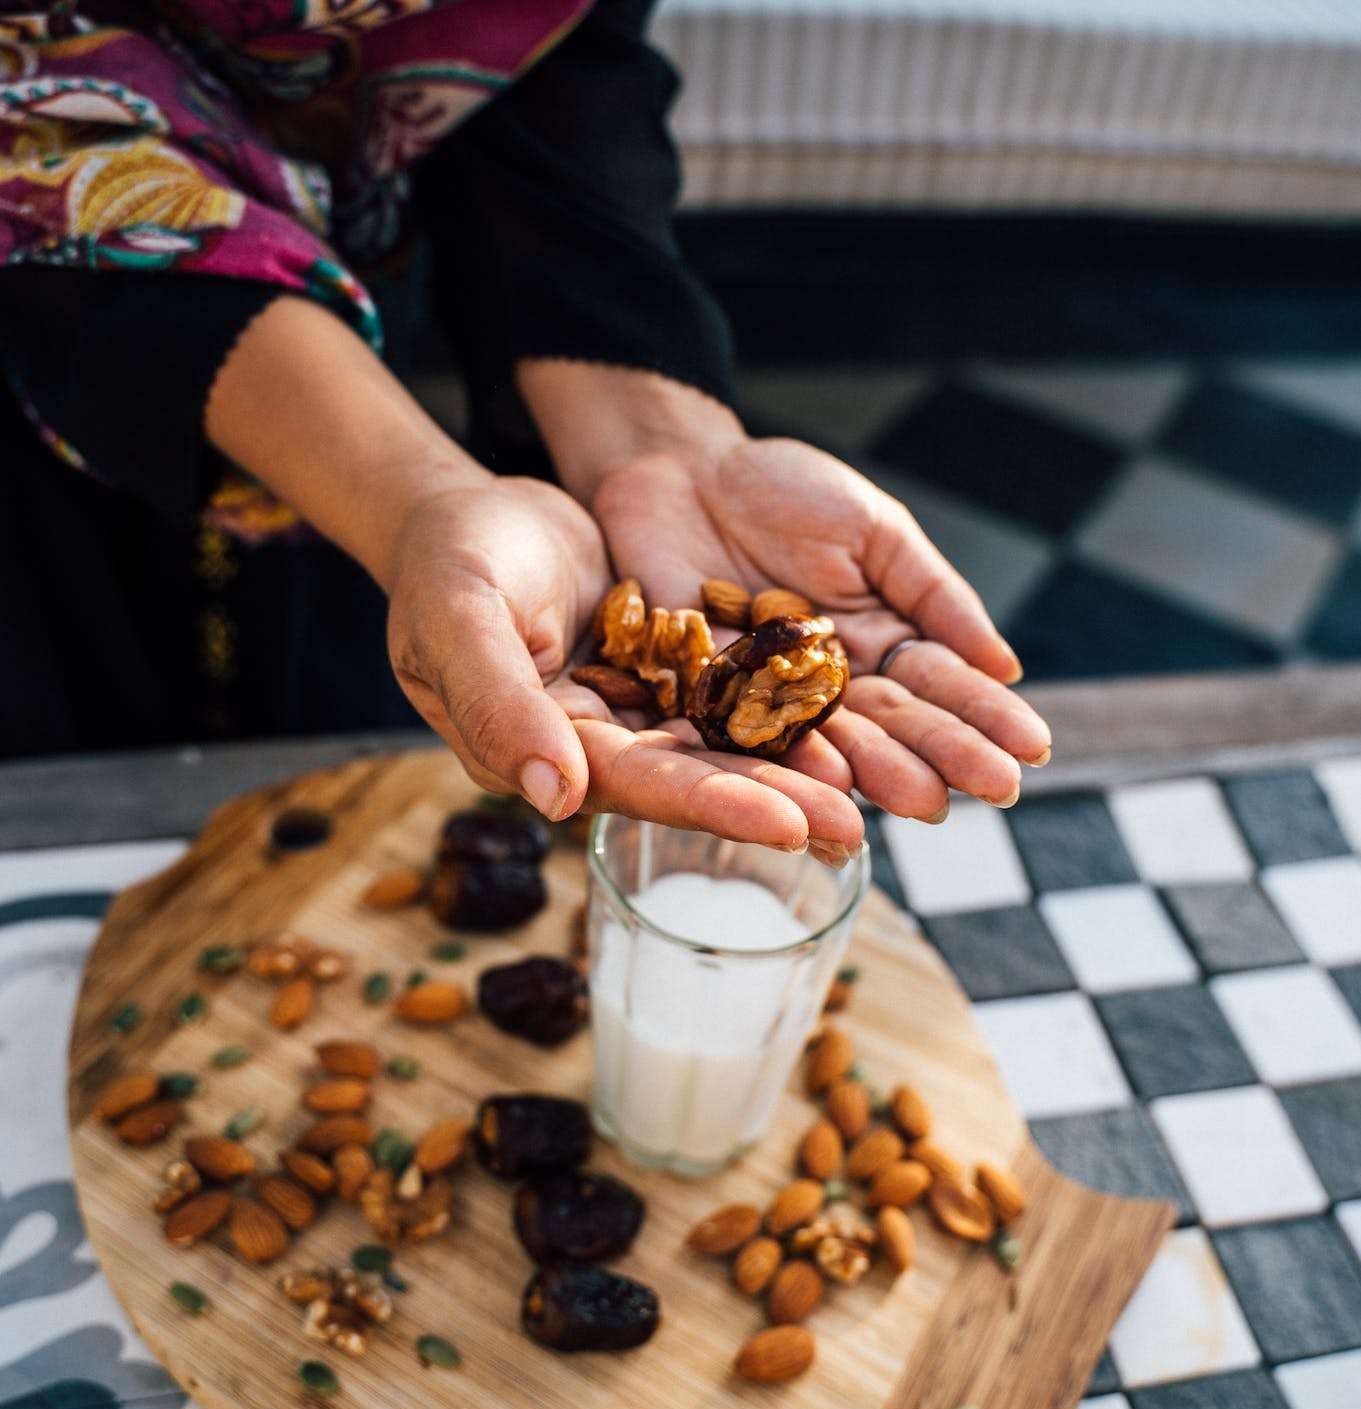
[4,759,1361,1408]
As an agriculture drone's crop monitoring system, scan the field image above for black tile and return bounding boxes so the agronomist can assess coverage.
[1162,884,1303,974]
[868,381,1125,537]
[1130,1369,1287,1409]
[1097,986,1253,1099]
[1305,550,1361,660]
[1030,1106,1195,1225]
[1005,562,1277,681]
[1279,1077,1361,1203]
[1333,963,1361,1024]
[1086,1348,1120,1396]
[1158,380,1361,525]
[863,809,909,913]
[921,905,1075,1001]
[1223,770,1352,867]
[1007,792,1138,892]
[1213,1217,1361,1364]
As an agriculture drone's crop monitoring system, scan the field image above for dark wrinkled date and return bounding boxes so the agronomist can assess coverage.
[521,1264,660,1352]
[441,808,551,866]
[514,1171,645,1264]
[479,957,588,1046]
[427,859,547,932]
[475,1095,591,1180]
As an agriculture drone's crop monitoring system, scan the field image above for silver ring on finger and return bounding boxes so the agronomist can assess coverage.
[877,637,921,677]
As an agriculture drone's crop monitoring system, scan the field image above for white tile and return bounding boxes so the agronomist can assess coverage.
[1109,778,1254,885]
[737,366,932,452]
[1212,965,1361,1085]
[1039,884,1198,994]
[0,839,187,906]
[1315,754,1361,854]
[1235,360,1361,437]
[1276,1348,1361,1409]
[881,799,1031,916]
[1150,1086,1328,1228]
[1261,857,1361,966]
[972,362,1186,441]
[1080,1398,1131,1409]
[1109,1227,1259,1388]
[1075,457,1341,643]
[972,991,1131,1118]
[1335,1200,1361,1262]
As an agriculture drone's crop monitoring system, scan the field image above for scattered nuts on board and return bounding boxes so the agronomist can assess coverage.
[735,1325,816,1383]
[184,1135,255,1183]
[298,1115,374,1154]
[977,1161,1029,1223]
[229,1196,290,1263]
[928,1180,997,1244]
[334,1143,375,1202]
[164,1189,232,1247]
[765,1179,826,1236]
[93,1072,161,1122]
[877,1206,915,1274]
[908,1139,965,1186]
[281,1149,336,1195]
[394,980,468,1025]
[315,1041,381,1079]
[687,1203,762,1256]
[825,1077,871,1140]
[845,1127,906,1182]
[867,1159,933,1209]
[115,1100,182,1146]
[806,1026,855,1094]
[889,1084,933,1140]
[799,1120,844,1180]
[303,1079,371,1114]
[270,976,315,1030]
[733,1236,783,1295]
[413,1118,471,1175]
[361,868,426,911]
[767,1260,825,1324]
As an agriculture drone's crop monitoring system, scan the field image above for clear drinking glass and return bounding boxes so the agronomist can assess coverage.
[586,816,870,1177]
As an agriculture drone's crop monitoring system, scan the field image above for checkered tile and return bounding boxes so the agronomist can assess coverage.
[882,758,1361,1403]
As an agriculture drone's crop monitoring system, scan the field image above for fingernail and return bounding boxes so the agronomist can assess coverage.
[1024,746,1052,768]
[987,784,1021,809]
[809,841,852,869]
[777,839,810,855]
[1001,643,1024,684]
[520,758,570,821]
[922,803,950,825]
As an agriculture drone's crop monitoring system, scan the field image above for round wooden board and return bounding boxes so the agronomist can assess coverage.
[67,752,1172,1409]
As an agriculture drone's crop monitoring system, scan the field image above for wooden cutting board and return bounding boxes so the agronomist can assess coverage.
[67,751,1172,1409]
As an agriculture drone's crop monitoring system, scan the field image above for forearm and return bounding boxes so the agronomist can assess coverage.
[206,296,491,590]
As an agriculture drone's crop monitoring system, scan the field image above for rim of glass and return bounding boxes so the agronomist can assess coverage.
[586,813,871,959]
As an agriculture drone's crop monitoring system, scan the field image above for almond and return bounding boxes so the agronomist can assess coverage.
[877,1206,915,1274]
[163,1188,232,1246]
[889,1083,933,1140]
[184,1135,255,1182]
[687,1203,761,1255]
[256,1175,317,1232]
[976,1161,1027,1223]
[825,1078,871,1140]
[361,868,426,910]
[115,1099,182,1146]
[303,1079,371,1114]
[333,1143,374,1201]
[229,1196,290,1263]
[298,1115,374,1154]
[395,980,468,1025]
[822,978,852,1013]
[798,1120,843,1181]
[733,1237,783,1296]
[415,1118,471,1175]
[315,1040,381,1079]
[93,1072,161,1122]
[867,1159,933,1209]
[765,1179,825,1236]
[701,577,752,629]
[767,1260,824,1324]
[280,1149,335,1195]
[845,1127,906,1182]
[569,663,654,710]
[909,1139,964,1186]
[805,1025,854,1094]
[929,1180,997,1243]
[735,1325,816,1383]
[270,975,314,1030]
[751,588,813,626]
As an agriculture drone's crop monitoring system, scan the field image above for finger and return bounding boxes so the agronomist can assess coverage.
[845,675,1022,806]
[816,708,950,821]
[885,641,1052,765]
[546,679,617,725]
[656,717,857,797]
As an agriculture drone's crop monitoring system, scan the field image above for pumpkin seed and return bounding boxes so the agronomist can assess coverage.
[211,1045,250,1069]
[382,1269,409,1293]
[361,971,391,1005]
[223,1106,264,1140]
[350,1244,393,1273]
[111,1001,143,1034]
[386,1056,421,1081]
[174,992,207,1025]
[160,1072,199,1099]
[168,1281,209,1315]
[198,944,245,975]
[991,1228,1022,1273]
[430,941,466,962]
[371,1128,414,1172]
[836,964,861,985]
[405,969,428,988]
[298,1360,340,1396]
[416,1334,461,1369]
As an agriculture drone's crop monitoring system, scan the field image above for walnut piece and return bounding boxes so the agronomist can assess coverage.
[593,580,715,716]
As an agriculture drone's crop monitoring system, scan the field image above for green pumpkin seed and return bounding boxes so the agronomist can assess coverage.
[160,1072,200,1099]
[386,1056,421,1082]
[823,1179,851,1203]
[223,1106,264,1140]
[211,1044,250,1069]
[382,1269,409,1293]
[350,1244,393,1273]
[168,1281,209,1315]
[174,992,207,1025]
[836,964,861,985]
[198,944,246,975]
[405,969,428,988]
[361,971,391,1005]
[991,1228,1022,1273]
[371,1128,415,1171]
[430,941,466,962]
[416,1334,461,1368]
[298,1360,340,1396]
[110,1001,142,1035]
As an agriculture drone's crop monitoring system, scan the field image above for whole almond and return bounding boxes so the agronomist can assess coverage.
[825,1078,871,1140]
[805,1026,854,1095]
[687,1203,761,1255]
[765,1179,826,1236]
[867,1159,933,1209]
[298,1115,374,1154]
[333,1142,374,1201]
[115,1099,182,1146]
[280,1149,335,1195]
[229,1196,290,1263]
[270,975,314,1030]
[845,1127,906,1182]
[889,1084,933,1140]
[93,1072,160,1122]
[163,1188,232,1246]
[735,1325,816,1383]
[976,1161,1028,1222]
[315,1040,380,1079]
[184,1135,255,1182]
[877,1206,915,1274]
[256,1175,317,1232]
[751,588,814,625]
[799,1120,843,1181]
[395,980,468,1025]
[361,868,426,910]
[415,1118,471,1175]
[767,1260,824,1324]
[701,577,752,629]
[569,664,654,710]
[303,1078,371,1114]
[929,1180,997,1243]
[909,1139,964,1186]
[733,1237,783,1296]
[822,978,852,1012]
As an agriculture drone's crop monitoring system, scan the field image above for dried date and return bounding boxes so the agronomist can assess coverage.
[439,809,550,866]
[521,1264,659,1352]
[514,1172,645,1263]
[427,860,547,932]
[475,1095,591,1180]
[478,957,588,1047]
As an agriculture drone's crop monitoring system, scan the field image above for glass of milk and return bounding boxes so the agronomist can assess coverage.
[586,817,870,1177]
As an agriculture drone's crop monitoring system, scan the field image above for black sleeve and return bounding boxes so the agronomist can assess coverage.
[0,268,283,524]
[412,0,737,472]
